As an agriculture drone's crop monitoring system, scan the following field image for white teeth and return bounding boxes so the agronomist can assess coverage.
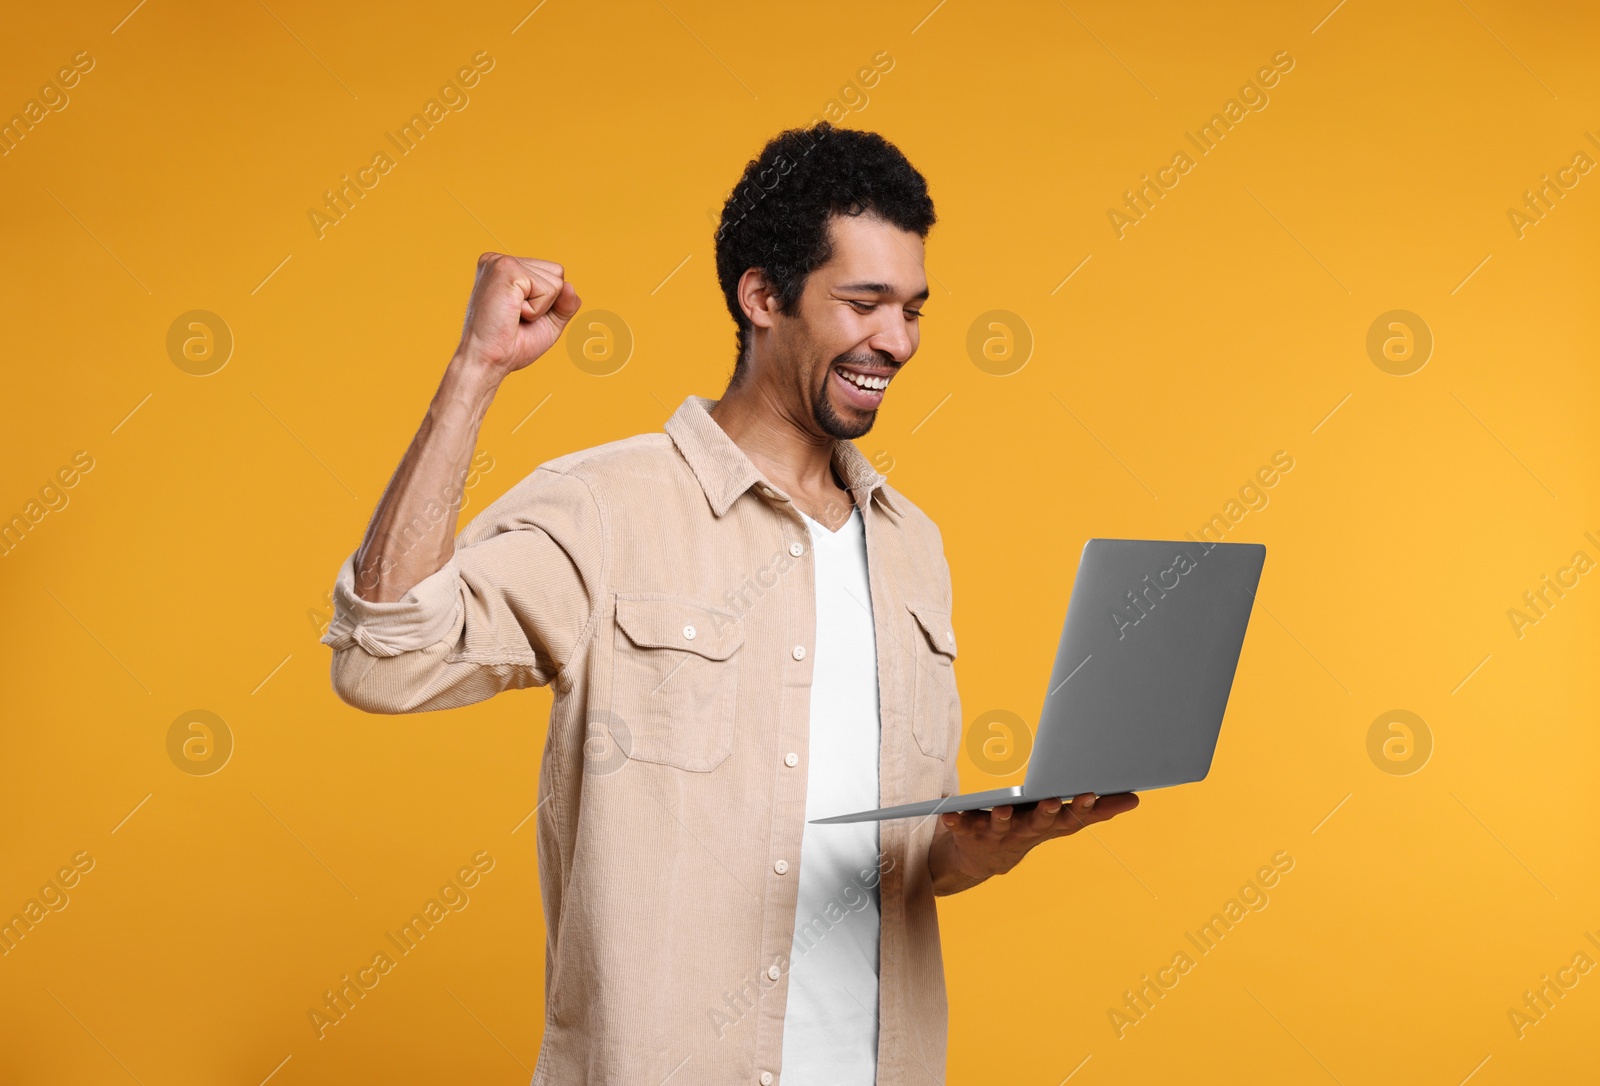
[839,370,888,392]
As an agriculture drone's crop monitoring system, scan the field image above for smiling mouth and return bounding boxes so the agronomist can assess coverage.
[836,367,890,391]
[831,363,896,407]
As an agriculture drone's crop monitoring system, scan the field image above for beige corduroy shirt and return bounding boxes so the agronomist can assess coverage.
[321,394,964,1085]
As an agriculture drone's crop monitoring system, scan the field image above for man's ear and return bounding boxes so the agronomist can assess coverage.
[737,267,781,333]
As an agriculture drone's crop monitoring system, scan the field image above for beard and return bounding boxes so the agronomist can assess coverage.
[812,350,890,440]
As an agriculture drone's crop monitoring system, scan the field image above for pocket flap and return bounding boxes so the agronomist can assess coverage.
[906,601,957,659]
[616,595,744,660]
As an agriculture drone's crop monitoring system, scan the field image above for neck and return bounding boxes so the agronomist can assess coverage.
[709,372,839,499]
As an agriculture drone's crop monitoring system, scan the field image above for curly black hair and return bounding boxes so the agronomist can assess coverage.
[714,122,936,382]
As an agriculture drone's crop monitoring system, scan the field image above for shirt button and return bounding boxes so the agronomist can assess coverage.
[774,859,789,874]
[789,541,805,557]
[760,1073,774,1086]
[766,964,781,981]
[784,752,798,767]
[946,631,955,646]
[792,645,806,661]
[683,624,697,640]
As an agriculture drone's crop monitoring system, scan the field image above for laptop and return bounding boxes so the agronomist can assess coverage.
[810,538,1266,824]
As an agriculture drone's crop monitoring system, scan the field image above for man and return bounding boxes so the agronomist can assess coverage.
[321,122,1138,1085]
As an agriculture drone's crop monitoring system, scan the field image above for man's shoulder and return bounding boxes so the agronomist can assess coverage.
[471,430,679,527]
[537,430,677,480]
[878,478,942,541]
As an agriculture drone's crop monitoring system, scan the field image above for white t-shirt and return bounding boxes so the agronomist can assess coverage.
[780,505,881,1085]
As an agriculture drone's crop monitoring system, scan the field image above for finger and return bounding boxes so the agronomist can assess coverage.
[1005,799,1051,836]
[544,280,582,334]
[1090,792,1139,819]
[481,252,555,289]
[1056,792,1138,836]
[518,264,565,309]
[516,277,580,344]
[487,252,557,295]
[940,810,979,836]
[1027,797,1064,833]
[525,273,580,332]
[527,276,570,322]
[487,263,557,328]
[989,805,1014,837]
[1047,795,1099,836]
[1053,793,1096,824]
[513,257,565,279]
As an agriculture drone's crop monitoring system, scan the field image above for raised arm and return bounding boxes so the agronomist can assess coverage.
[354,253,581,602]
[322,254,601,715]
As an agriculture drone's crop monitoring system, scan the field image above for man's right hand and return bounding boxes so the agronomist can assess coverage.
[455,253,583,378]
[350,253,580,602]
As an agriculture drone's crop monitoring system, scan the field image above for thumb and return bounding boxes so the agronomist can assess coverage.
[542,281,582,337]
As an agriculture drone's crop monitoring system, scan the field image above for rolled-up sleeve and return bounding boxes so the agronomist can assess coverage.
[320,465,605,714]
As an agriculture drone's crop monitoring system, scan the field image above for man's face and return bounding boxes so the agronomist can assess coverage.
[772,213,928,440]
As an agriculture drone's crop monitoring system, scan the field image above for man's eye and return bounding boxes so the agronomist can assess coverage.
[848,300,874,312]
[906,310,924,319]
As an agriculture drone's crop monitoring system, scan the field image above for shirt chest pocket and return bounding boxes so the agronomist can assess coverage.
[611,594,745,772]
[906,601,959,761]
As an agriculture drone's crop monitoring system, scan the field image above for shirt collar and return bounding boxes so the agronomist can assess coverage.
[664,395,902,519]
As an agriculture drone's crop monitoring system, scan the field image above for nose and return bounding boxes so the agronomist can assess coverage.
[867,309,915,364]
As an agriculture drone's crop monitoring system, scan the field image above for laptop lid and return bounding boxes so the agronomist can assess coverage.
[1023,538,1266,797]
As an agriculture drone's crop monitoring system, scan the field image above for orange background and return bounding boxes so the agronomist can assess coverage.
[2,1,1597,1082]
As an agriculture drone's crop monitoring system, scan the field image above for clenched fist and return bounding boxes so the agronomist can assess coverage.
[455,253,582,377]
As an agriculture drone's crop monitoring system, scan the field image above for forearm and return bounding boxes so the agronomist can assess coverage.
[353,353,501,602]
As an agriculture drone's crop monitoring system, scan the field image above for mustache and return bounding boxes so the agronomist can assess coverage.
[832,350,898,370]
